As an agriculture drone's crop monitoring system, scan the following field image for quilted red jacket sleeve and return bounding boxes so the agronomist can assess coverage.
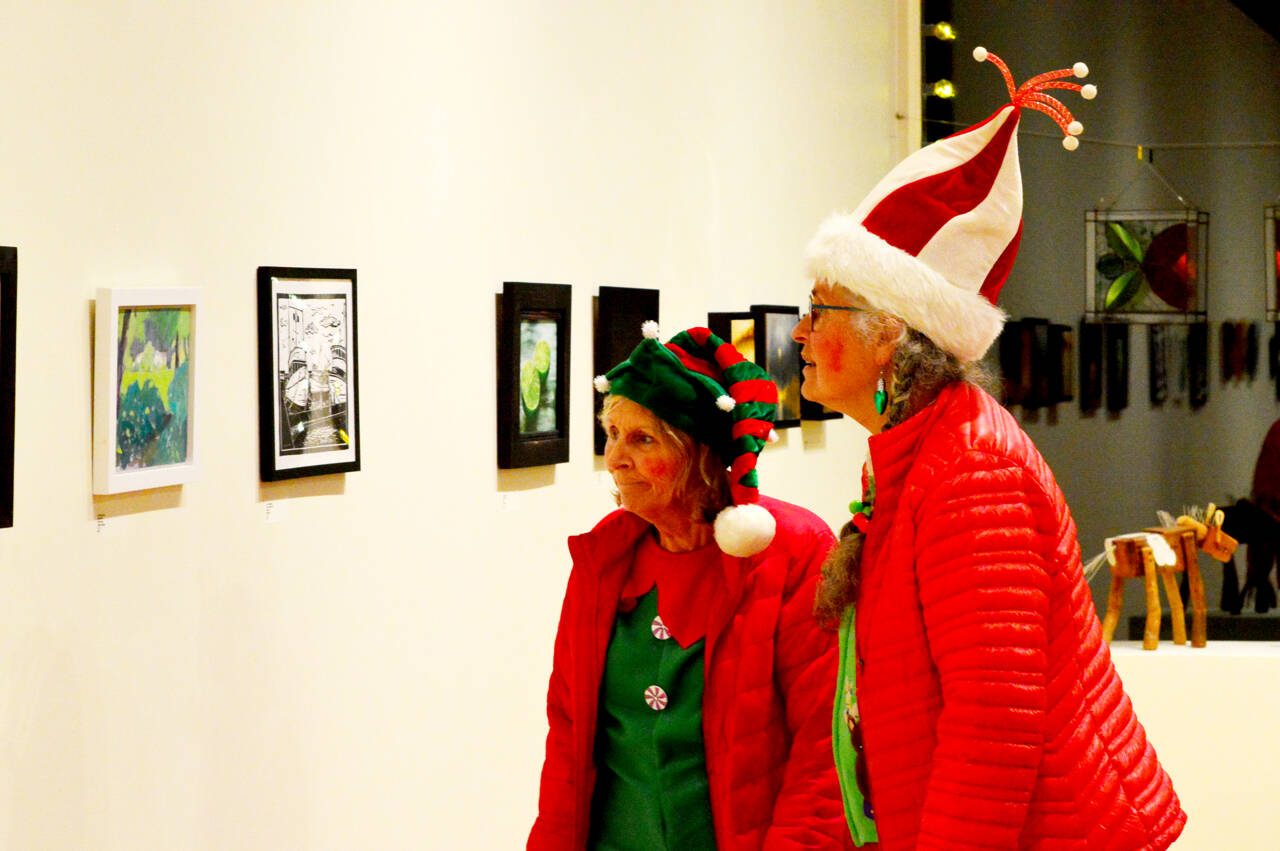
[911,449,1051,849]
[761,512,850,849]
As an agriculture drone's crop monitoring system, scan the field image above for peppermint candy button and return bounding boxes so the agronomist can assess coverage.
[651,616,671,640]
[644,685,669,711]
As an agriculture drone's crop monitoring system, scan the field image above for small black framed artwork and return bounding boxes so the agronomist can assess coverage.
[751,305,803,428]
[0,247,15,527]
[709,307,805,428]
[497,281,571,469]
[257,267,360,481]
[593,286,659,455]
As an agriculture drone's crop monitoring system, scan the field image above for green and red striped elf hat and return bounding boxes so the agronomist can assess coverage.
[594,322,779,557]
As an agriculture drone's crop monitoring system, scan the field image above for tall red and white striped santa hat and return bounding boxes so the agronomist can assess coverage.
[804,47,1098,363]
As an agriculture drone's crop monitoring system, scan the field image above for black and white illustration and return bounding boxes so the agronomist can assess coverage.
[257,267,360,481]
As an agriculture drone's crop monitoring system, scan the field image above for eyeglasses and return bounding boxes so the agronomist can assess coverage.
[807,296,866,327]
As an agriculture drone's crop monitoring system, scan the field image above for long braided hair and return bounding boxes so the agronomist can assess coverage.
[813,317,995,628]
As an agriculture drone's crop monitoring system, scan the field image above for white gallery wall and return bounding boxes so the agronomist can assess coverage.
[0,2,912,848]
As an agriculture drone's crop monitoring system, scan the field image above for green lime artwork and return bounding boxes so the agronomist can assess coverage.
[116,306,191,471]
[519,319,557,434]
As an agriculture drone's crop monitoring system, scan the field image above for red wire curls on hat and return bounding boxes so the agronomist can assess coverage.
[973,46,1098,151]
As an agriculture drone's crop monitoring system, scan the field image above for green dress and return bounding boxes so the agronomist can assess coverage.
[589,587,717,849]
[833,605,878,845]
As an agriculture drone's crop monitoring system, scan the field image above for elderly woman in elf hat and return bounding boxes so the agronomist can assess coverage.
[794,49,1186,850]
[528,324,849,849]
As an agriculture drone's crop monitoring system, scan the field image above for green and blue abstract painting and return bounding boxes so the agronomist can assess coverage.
[115,306,191,472]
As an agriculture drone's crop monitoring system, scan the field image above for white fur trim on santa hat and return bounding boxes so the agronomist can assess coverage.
[804,216,1007,363]
[713,503,776,558]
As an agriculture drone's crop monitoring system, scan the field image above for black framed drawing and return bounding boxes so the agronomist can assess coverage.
[497,281,571,469]
[257,267,360,481]
[593,286,659,455]
[0,247,15,527]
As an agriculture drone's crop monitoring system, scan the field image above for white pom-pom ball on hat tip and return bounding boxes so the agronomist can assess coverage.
[593,375,611,393]
[972,46,988,62]
[1062,135,1080,151]
[1081,84,1098,100]
[1073,61,1089,78]
[1067,120,1084,136]
[716,394,736,412]
[641,320,660,339]
[713,503,777,558]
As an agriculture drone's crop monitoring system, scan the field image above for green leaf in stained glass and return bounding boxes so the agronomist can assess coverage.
[1106,222,1145,264]
[1104,268,1144,310]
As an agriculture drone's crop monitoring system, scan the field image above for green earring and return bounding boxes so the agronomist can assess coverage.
[874,376,887,415]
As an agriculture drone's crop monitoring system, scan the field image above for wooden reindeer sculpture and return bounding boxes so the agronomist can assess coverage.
[1100,504,1238,650]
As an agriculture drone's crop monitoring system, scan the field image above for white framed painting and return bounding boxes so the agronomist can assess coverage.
[93,287,201,494]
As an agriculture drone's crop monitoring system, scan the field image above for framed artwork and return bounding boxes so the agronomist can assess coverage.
[1047,324,1074,404]
[257,267,360,481]
[1078,321,1103,413]
[1265,205,1278,322]
[707,311,754,360]
[751,305,802,428]
[593,286,659,455]
[0,248,14,527]
[497,281,570,469]
[1085,209,1209,323]
[999,318,1073,408]
[93,287,200,494]
[709,306,802,428]
[1187,321,1208,408]
[1104,322,1130,413]
[1149,324,1191,406]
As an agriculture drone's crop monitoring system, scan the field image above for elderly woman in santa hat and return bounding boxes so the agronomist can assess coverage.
[528,325,849,849]
[793,49,1185,850]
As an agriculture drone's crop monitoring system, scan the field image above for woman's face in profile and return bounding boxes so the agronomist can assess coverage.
[602,398,686,524]
[793,280,879,418]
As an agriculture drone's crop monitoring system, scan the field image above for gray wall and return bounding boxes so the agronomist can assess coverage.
[951,0,1280,621]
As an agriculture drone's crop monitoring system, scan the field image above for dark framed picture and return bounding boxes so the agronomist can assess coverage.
[497,281,571,469]
[0,247,15,527]
[1104,322,1130,413]
[257,267,360,481]
[1187,321,1208,408]
[707,310,753,356]
[1047,324,1074,404]
[1078,320,1103,413]
[1265,205,1277,322]
[593,286,659,455]
[751,305,802,428]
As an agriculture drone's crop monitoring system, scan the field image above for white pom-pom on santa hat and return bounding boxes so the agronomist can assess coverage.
[1062,136,1080,151]
[1081,84,1097,100]
[972,46,988,62]
[641,320,660,339]
[1073,61,1089,78]
[593,375,611,393]
[713,503,777,558]
[1067,120,1083,136]
[716,394,736,412]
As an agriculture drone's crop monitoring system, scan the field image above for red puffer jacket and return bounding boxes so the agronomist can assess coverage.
[528,496,850,849]
[856,382,1185,849]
